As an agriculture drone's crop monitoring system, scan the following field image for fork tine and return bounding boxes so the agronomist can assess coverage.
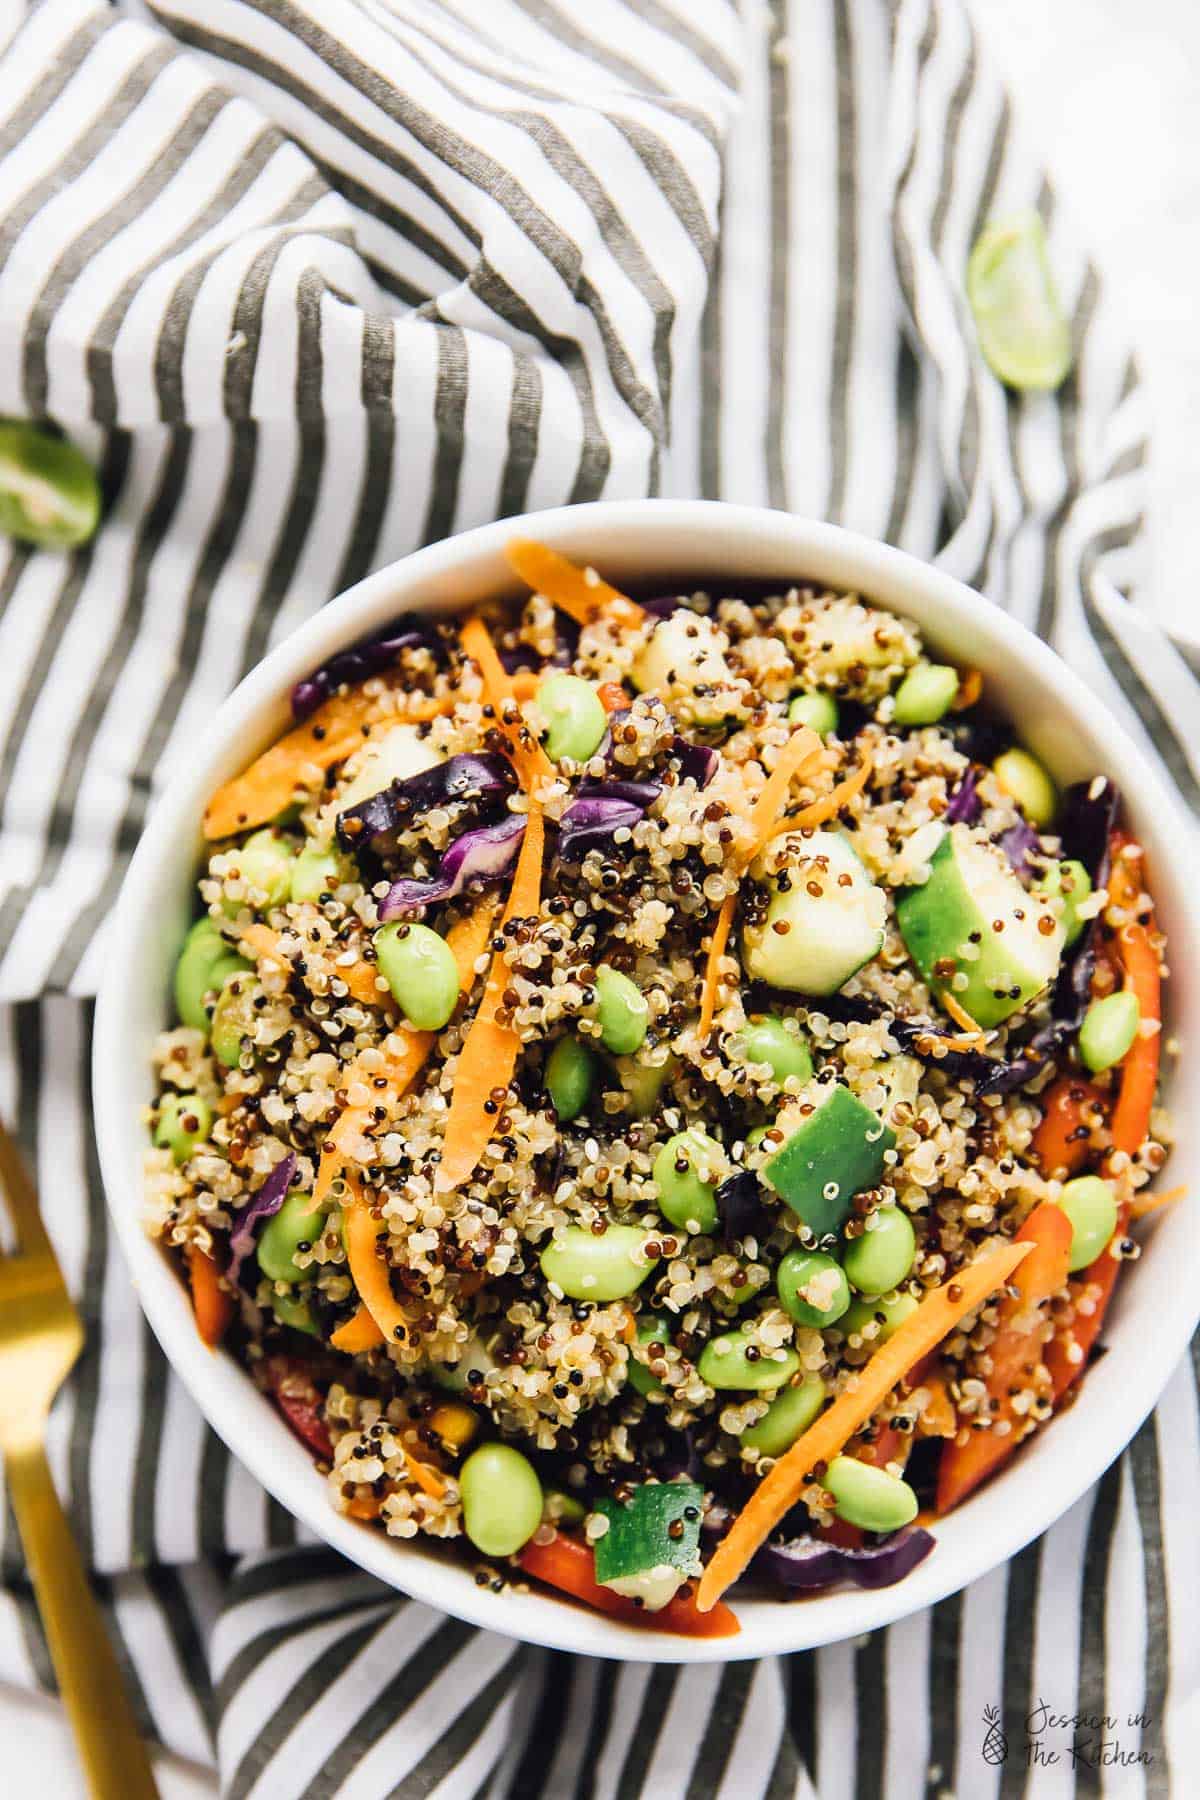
[0,1116,55,1263]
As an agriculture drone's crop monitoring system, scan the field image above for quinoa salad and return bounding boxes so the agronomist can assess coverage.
[144,540,1173,1635]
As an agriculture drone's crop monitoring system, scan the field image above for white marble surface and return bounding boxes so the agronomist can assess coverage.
[5,3,1199,1793]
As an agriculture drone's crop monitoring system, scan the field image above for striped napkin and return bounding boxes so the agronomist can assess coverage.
[0,1,1194,1794]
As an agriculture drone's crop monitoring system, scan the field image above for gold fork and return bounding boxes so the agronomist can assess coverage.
[0,1120,158,1798]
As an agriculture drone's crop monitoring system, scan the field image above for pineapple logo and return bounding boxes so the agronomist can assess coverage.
[981,1705,1009,1766]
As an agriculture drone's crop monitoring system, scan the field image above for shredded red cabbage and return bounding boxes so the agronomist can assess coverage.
[378,812,527,917]
[945,769,981,824]
[228,1152,297,1283]
[556,779,661,862]
[335,753,513,855]
[556,796,645,861]
[716,1169,770,1246]
[291,617,437,721]
[670,738,719,787]
[999,819,1041,879]
[751,1526,936,1593]
[579,777,661,808]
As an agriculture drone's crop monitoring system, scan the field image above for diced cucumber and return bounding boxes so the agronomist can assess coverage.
[896,825,1064,1028]
[631,613,737,726]
[776,598,918,688]
[742,830,886,996]
[762,1083,895,1237]
[593,1480,704,1597]
[337,724,441,810]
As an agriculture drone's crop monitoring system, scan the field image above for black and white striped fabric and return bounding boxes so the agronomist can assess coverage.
[0,0,1194,1793]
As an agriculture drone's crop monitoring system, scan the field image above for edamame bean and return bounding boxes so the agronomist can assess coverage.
[593,965,648,1055]
[652,1128,722,1234]
[154,1093,212,1165]
[735,1017,813,1086]
[173,917,250,1033]
[537,674,607,763]
[271,1290,319,1336]
[892,663,959,727]
[840,1292,919,1343]
[544,1488,587,1526]
[540,1225,653,1301]
[788,692,839,736]
[1059,1175,1119,1273]
[1036,858,1091,948]
[290,841,344,904]
[0,421,102,549]
[221,829,294,915]
[776,1248,851,1327]
[627,1314,669,1398]
[824,1455,918,1531]
[460,1443,544,1556]
[546,1035,598,1121]
[992,747,1057,828]
[741,1375,826,1456]
[374,921,460,1030]
[967,213,1072,392]
[843,1207,917,1297]
[614,1053,676,1118]
[698,1329,802,1392]
[210,974,262,1068]
[1079,991,1140,1074]
[258,1190,326,1284]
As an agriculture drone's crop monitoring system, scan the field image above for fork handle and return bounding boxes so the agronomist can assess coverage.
[6,1439,159,1799]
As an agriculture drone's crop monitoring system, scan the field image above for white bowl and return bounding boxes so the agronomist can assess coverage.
[94,501,1200,1663]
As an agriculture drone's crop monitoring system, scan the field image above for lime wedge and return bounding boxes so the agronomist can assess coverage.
[967,212,1073,392]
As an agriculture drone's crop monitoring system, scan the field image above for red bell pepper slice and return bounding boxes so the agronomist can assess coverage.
[518,1532,739,1638]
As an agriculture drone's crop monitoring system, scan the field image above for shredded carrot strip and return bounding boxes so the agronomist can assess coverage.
[511,668,539,702]
[187,1242,234,1349]
[459,616,556,793]
[694,726,824,1040]
[506,538,647,633]
[745,726,824,843]
[696,1237,1032,1611]
[435,806,545,1194]
[330,1304,385,1353]
[342,1187,420,1345]
[203,690,453,840]
[952,669,983,712]
[403,1450,447,1500]
[697,894,736,1042]
[1129,1184,1185,1222]
[940,991,989,1043]
[346,1495,382,1521]
[764,749,874,841]
[597,681,628,714]
[313,899,496,1204]
[240,921,391,1014]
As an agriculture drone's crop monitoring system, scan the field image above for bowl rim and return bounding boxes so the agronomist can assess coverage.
[94,499,1200,1663]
